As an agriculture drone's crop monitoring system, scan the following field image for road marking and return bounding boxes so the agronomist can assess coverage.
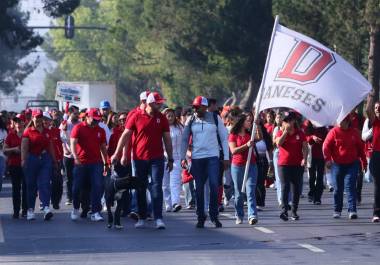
[0,218,4,243]
[254,227,274,234]
[220,213,235,219]
[298,243,325,253]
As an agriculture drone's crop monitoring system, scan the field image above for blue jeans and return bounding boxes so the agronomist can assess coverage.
[0,156,5,192]
[73,163,104,213]
[134,158,165,220]
[331,161,359,213]
[190,156,220,220]
[231,164,258,219]
[24,153,53,209]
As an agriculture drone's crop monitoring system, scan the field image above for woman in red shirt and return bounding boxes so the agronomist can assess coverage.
[229,113,262,225]
[21,109,57,221]
[275,111,308,221]
[323,115,366,220]
[4,114,27,218]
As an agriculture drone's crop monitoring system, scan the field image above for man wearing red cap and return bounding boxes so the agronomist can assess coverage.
[181,96,229,228]
[111,92,173,229]
[70,108,108,222]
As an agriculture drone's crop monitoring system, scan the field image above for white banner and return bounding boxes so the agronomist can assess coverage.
[55,82,84,104]
[258,24,371,126]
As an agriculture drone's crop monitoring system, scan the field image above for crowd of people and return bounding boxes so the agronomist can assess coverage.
[0,90,379,230]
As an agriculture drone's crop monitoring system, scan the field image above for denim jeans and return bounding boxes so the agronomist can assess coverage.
[190,156,220,220]
[24,153,53,209]
[73,163,104,213]
[134,158,165,220]
[331,161,359,213]
[231,164,258,219]
[183,181,196,207]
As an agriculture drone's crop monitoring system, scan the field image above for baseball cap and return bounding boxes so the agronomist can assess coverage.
[146,92,166,104]
[86,108,102,121]
[43,111,52,120]
[139,91,150,101]
[32,109,43,118]
[100,100,111,109]
[192,96,208,108]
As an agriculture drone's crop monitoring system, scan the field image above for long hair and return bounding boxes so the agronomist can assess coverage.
[230,113,249,135]
[164,108,183,128]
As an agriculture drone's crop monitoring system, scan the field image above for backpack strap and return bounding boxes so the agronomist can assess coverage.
[213,112,224,160]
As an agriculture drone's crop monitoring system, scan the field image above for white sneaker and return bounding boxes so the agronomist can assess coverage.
[155,219,166,229]
[165,205,172,212]
[135,219,146,229]
[27,209,35,221]
[91,212,104,222]
[71,209,80,221]
[333,212,341,219]
[43,207,53,221]
[349,212,358,220]
[235,217,243,225]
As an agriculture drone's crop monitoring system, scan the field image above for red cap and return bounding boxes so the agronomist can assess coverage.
[146,92,166,104]
[25,108,32,114]
[192,96,208,107]
[86,108,102,121]
[32,109,43,118]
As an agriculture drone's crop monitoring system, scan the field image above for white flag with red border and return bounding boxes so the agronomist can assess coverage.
[258,24,371,126]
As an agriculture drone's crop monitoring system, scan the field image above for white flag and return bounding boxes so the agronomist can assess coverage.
[258,24,371,126]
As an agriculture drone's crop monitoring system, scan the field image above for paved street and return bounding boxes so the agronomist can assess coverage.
[0,179,379,265]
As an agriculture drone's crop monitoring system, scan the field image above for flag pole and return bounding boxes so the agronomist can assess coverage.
[241,15,280,193]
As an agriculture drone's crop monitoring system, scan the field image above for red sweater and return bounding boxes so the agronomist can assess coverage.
[306,127,328,159]
[323,127,366,167]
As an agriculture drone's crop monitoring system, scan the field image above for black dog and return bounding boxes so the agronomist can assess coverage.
[105,167,142,229]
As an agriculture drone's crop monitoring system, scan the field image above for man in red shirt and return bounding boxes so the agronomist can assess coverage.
[111,92,173,229]
[70,108,108,222]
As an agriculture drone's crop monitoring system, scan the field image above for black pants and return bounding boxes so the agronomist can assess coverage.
[114,163,133,215]
[256,156,268,207]
[370,151,380,217]
[51,161,63,207]
[356,167,364,203]
[278,165,304,213]
[63,157,74,201]
[9,166,27,215]
[308,158,325,202]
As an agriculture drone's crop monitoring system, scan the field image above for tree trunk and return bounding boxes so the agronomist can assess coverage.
[238,76,258,111]
[368,24,380,100]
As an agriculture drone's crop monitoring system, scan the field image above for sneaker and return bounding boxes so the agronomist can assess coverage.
[155,219,166,229]
[372,216,380,223]
[196,217,206,228]
[165,206,172,212]
[80,209,89,219]
[314,200,321,205]
[91,212,104,222]
[173,204,182,212]
[280,212,288,221]
[27,209,35,221]
[329,186,334,192]
[291,212,300,221]
[235,217,243,225]
[128,212,139,221]
[21,210,27,218]
[146,214,154,221]
[333,212,341,219]
[211,218,222,228]
[249,216,258,225]
[223,197,230,207]
[349,212,358,220]
[39,203,44,211]
[12,212,19,219]
[135,219,146,229]
[53,203,60,210]
[43,207,53,221]
[269,183,276,189]
[71,209,80,221]
[65,200,72,206]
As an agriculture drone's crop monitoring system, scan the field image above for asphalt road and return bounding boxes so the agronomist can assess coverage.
[0,178,379,265]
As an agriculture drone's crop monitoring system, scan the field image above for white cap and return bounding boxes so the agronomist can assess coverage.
[139,91,149,101]
[43,111,52,120]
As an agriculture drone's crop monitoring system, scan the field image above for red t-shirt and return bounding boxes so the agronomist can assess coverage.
[22,127,51,156]
[372,119,380,152]
[5,132,22,166]
[323,127,366,165]
[125,109,170,160]
[70,122,106,164]
[228,133,256,166]
[276,129,306,166]
[264,123,274,135]
[49,127,63,161]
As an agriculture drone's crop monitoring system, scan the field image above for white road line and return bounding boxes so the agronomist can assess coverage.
[254,227,274,234]
[220,213,235,219]
[298,243,325,253]
[0,218,4,243]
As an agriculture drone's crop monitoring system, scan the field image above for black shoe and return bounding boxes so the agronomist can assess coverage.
[21,210,27,218]
[308,195,313,202]
[53,203,60,210]
[280,212,289,221]
[80,209,89,219]
[196,217,207,228]
[128,212,139,221]
[173,204,182,213]
[12,212,19,219]
[291,212,300,221]
[211,218,222,228]
[218,205,225,213]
